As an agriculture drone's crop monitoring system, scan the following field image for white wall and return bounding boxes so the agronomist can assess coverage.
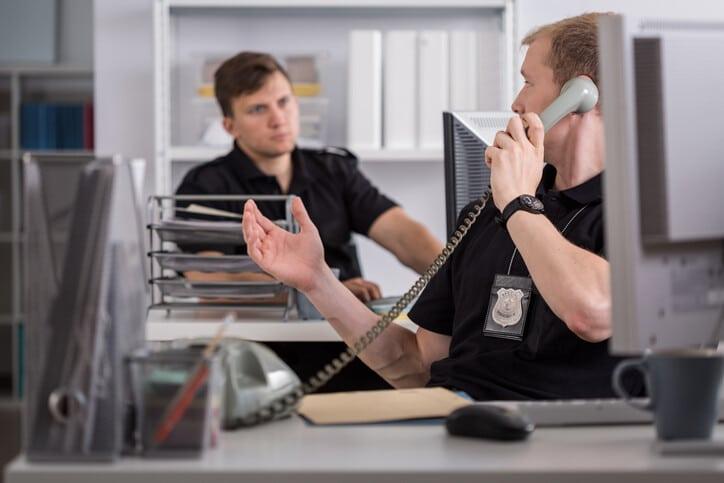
[514,0,724,89]
[93,0,154,171]
[354,161,446,295]
[0,0,93,65]
[58,0,94,66]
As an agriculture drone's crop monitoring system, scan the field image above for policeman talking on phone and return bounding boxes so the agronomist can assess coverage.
[242,12,625,401]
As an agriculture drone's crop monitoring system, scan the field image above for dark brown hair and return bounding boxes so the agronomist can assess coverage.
[522,12,613,87]
[214,52,291,117]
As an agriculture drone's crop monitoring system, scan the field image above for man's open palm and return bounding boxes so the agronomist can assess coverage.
[242,197,326,292]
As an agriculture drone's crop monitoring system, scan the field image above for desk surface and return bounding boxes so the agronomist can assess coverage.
[7,416,724,483]
[146,308,417,342]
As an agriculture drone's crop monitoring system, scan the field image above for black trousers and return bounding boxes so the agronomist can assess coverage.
[264,341,391,393]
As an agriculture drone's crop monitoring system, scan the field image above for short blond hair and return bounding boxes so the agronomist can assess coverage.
[522,12,613,87]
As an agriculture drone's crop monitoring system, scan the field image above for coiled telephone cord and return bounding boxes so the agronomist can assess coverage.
[237,192,491,426]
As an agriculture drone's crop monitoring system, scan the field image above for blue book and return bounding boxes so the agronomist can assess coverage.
[58,105,70,149]
[72,105,84,149]
[20,103,38,149]
[37,104,48,149]
[47,104,58,149]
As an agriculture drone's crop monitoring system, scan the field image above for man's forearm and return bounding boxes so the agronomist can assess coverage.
[306,266,430,387]
[392,222,443,275]
[368,208,443,276]
[507,211,611,342]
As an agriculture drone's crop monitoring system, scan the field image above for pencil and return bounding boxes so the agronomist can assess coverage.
[152,313,235,447]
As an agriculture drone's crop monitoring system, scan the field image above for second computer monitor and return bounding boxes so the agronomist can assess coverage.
[599,14,724,354]
[442,111,510,236]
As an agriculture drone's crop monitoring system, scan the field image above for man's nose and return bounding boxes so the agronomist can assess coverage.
[511,94,523,114]
[268,105,286,126]
[510,92,525,115]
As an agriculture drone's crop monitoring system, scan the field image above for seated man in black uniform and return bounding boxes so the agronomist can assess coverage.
[176,52,442,302]
[242,13,628,400]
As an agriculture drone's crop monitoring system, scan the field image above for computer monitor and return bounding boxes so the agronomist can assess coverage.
[599,15,724,354]
[442,111,510,236]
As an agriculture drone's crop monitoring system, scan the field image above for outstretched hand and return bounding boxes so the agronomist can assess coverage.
[242,197,326,293]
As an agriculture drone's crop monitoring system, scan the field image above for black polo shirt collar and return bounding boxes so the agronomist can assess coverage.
[229,142,312,193]
[537,163,602,205]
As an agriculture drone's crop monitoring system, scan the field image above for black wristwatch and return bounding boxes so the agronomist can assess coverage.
[499,194,545,227]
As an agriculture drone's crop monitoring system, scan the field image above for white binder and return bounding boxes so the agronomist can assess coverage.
[418,30,449,150]
[383,30,417,150]
[478,28,503,110]
[449,31,479,111]
[347,30,382,150]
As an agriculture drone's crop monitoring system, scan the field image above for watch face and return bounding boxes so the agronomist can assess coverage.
[521,195,544,211]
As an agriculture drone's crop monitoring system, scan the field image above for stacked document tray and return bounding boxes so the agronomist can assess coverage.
[154,278,284,299]
[151,252,262,273]
[151,219,289,245]
[147,195,297,317]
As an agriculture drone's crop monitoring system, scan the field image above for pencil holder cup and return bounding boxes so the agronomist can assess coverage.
[127,346,221,458]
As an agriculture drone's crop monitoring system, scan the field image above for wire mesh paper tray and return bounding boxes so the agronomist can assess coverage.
[150,219,289,245]
[151,252,261,273]
[147,194,297,318]
[152,277,284,299]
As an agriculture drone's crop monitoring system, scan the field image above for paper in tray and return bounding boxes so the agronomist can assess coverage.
[152,252,261,273]
[150,219,288,245]
[152,277,284,299]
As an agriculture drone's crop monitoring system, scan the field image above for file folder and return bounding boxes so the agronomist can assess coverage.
[347,30,382,150]
[418,31,449,150]
[384,30,417,149]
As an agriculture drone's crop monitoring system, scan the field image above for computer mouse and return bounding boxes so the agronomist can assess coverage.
[445,404,535,441]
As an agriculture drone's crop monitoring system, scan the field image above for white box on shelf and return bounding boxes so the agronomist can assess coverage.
[347,30,382,151]
[297,97,329,149]
[478,27,503,110]
[418,30,449,150]
[449,31,479,111]
[383,30,417,150]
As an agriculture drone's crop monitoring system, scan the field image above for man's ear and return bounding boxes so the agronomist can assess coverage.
[222,116,235,136]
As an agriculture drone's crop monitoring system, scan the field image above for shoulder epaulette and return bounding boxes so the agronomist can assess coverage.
[320,146,358,160]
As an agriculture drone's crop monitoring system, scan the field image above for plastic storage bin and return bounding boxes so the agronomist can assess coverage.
[127,346,221,458]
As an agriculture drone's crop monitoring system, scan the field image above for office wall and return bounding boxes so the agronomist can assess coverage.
[514,0,724,89]
[0,0,56,63]
[0,0,92,65]
[93,0,154,172]
[58,0,94,66]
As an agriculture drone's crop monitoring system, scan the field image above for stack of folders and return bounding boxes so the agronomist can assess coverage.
[347,29,502,152]
[24,156,147,461]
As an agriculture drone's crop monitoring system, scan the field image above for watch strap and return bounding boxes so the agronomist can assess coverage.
[499,195,544,227]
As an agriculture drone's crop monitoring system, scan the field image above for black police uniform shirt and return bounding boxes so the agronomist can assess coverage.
[175,143,398,281]
[408,164,624,401]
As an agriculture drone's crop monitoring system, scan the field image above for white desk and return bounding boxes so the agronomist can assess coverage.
[6,416,724,483]
[145,308,417,342]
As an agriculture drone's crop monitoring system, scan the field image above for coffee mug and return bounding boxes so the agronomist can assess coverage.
[612,350,724,440]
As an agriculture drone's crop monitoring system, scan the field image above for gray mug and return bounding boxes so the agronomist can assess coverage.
[612,350,724,440]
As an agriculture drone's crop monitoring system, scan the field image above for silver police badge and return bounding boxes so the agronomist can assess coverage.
[492,288,524,327]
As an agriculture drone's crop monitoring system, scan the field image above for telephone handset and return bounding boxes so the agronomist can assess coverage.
[239,77,600,426]
[539,76,599,132]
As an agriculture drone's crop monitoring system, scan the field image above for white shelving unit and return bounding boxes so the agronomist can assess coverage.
[169,145,443,162]
[154,0,517,195]
[0,66,94,401]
